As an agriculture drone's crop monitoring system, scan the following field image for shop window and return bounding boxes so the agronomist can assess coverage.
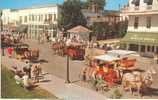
[146,16,151,28]
[152,46,155,52]
[134,17,139,29]
[129,44,139,51]
[141,45,145,52]
[144,0,153,5]
[147,46,151,52]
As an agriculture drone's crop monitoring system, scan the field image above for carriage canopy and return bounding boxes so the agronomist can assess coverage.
[94,54,120,62]
[107,50,139,58]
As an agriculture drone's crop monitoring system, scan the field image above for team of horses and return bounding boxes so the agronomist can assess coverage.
[80,66,156,96]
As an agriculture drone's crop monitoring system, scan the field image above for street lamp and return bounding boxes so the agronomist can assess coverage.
[64,30,71,83]
[65,54,71,83]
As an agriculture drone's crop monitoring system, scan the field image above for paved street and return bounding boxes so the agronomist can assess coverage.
[24,39,86,82]
[24,39,158,98]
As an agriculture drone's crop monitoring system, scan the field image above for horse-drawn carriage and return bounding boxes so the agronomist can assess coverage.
[65,43,85,60]
[51,41,65,56]
[14,43,39,61]
[51,41,85,60]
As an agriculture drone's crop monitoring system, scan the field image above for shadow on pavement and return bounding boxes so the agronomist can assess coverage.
[32,59,49,63]
[141,87,158,97]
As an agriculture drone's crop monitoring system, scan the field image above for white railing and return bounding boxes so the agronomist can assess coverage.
[122,5,158,13]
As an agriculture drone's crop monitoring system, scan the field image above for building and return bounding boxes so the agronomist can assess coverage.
[1,4,59,39]
[121,0,158,54]
[82,0,124,40]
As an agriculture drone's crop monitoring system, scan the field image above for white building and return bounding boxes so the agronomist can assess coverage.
[1,4,59,39]
[121,0,158,54]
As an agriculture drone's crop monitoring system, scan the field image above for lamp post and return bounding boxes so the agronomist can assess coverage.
[65,54,71,83]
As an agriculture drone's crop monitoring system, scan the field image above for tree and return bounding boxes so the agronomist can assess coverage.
[87,0,106,11]
[91,22,109,40]
[0,10,3,31]
[118,19,128,37]
[58,0,87,30]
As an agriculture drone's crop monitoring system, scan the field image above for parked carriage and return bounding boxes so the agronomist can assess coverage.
[65,43,85,60]
[51,41,65,56]
[14,43,39,61]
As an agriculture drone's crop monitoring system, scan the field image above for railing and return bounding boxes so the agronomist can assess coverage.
[122,5,158,13]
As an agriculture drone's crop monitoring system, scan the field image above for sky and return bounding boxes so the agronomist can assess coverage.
[0,0,128,10]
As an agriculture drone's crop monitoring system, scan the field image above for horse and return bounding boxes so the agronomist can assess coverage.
[122,69,156,96]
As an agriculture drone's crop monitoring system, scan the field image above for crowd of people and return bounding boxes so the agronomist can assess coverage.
[12,60,42,90]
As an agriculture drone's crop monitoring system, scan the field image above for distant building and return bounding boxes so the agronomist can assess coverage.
[1,4,59,39]
[82,1,124,39]
[121,0,158,54]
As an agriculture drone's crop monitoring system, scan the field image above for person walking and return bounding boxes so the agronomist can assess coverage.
[7,46,13,58]
[23,60,32,78]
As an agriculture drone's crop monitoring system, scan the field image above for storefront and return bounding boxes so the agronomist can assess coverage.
[121,32,158,54]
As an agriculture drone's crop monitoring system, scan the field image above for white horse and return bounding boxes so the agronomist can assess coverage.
[122,68,156,96]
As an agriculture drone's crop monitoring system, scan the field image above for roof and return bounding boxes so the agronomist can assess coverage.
[94,54,120,62]
[9,4,58,12]
[67,25,92,33]
[121,32,158,46]
[107,50,138,58]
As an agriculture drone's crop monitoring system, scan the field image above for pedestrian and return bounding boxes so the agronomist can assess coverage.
[7,46,13,58]
[32,64,39,83]
[23,60,32,78]
[22,72,34,90]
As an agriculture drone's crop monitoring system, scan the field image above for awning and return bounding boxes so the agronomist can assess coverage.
[121,32,158,46]
[94,54,120,62]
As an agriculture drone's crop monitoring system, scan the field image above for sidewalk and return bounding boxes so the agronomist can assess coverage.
[1,56,107,100]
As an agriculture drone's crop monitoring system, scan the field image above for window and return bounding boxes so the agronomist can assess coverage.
[144,0,153,5]
[19,16,22,23]
[147,46,151,52]
[39,15,43,21]
[132,0,140,6]
[146,16,151,28]
[134,17,139,29]
[29,15,31,21]
[54,14,56,21]
[152,46,155,52]
[48,14,52,22]
[24,16,27,23]
[32,15,34,21]
[141,45,145,52]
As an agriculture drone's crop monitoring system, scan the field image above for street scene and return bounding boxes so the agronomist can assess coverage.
[1,0,158,99]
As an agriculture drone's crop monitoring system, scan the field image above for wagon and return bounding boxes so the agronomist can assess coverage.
[107,50,138,69]
[84,54,122,88]
[14,43,39,61]
[65,43,85,60]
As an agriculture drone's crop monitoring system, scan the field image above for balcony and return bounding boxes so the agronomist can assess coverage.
[122,5,158,15]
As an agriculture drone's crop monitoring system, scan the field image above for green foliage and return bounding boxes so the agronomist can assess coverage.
[111,88,122,99]
[118,19,128,37]
[1,66,57,98]
[87,0,106,10]
[92,22,107,35]
[58,0,87,30]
